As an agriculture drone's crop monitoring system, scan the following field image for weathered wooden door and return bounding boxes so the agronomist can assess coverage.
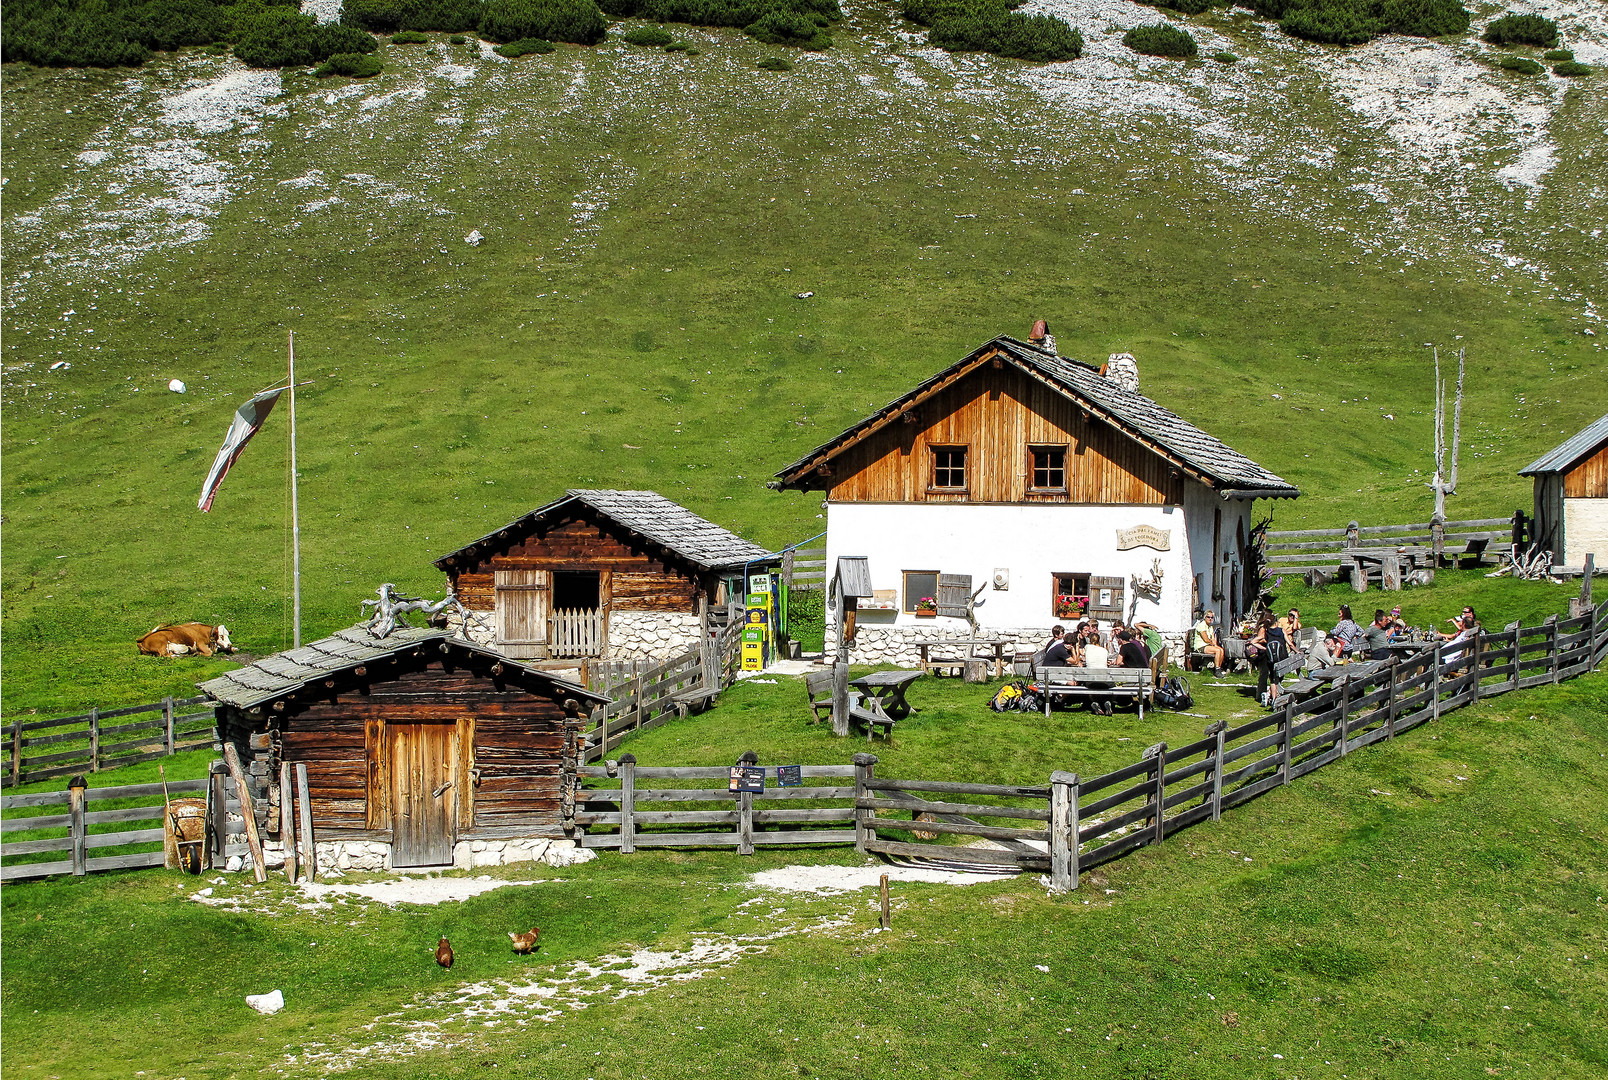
[389,723,458,867]
[495,569,551,659]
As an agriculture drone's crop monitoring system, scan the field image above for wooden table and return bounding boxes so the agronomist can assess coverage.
[1342,546,1434,591]
[850,670,923,720]
[917,637,1014,679]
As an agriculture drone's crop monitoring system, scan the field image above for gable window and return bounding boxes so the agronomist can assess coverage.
[931,446,967,490]
[903,570,939,613]
[1030,445,1067,491]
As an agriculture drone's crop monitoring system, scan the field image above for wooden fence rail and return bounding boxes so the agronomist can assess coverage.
[576,594,1608,889]
[3,696,218,787]
[1264,514,1523,578]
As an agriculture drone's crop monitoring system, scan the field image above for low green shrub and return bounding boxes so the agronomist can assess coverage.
[449,31,468,40]
[480,0,605,43]
[664,38,695,49]
[1244,0,1468,46]
[1481,13,1556,46]
[1136,0,1209,15]
[909,0,1082,62]
[341,0,483,33]
[390,28,430,40]
[1542,48,1570,61]
[745,8,830,48]
[234,6,378,67]
[1277,1,1377,44]
[1497,54,1542,74]
[1210,49,1237,61]
[756,53,790,68]
[1123,22,1196,57]
[620,23,673,43]
[1375,0,1467,37]
[0,0,308,69]
[494,34,554,52]
[1552,60,1591,76]
[314,50,383,75]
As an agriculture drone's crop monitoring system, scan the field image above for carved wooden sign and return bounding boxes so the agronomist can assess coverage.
[1116,525,1171,551]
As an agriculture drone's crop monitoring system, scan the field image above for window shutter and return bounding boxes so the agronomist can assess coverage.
[1088,575,1125,620]
[936,573,972,618]
[495,570,550,657]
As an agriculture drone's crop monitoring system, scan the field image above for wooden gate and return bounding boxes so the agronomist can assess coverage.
[389,723,458,867]
[495,570,551,659]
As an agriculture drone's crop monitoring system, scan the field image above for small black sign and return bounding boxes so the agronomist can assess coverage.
[776,765,803,788]
[729,766,766,793]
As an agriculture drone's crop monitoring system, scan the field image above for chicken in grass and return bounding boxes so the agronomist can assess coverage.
[435,937,454,968]
[508,928,540,954]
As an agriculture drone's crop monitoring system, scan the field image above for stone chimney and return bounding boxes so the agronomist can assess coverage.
[1103,352,1139,393]
[1028,319,1057,355]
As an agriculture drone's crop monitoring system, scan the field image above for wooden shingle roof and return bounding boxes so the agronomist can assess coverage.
[433,489,775,572]
[1519,413,1608,476]
[197,624,605,710]
[772,336,1299,499]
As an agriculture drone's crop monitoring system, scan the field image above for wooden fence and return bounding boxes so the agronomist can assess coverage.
[782,546,827,592]
[581,611,746,762]
[575,595,1608,888]
[3,696,218,788]
[550,608,605,658]
[0,777,210,880]
[1265,515,1523,579]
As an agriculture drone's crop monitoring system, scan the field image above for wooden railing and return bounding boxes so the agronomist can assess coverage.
[783,546,826,591]
[1264,515,1522,578]
[549,608,605,658]
[3,696,218,787]
[0,777,208,880]
[577,596,1608,888]
[581,611,746,762]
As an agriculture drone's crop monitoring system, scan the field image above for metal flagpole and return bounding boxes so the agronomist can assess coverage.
[288,330,302,648]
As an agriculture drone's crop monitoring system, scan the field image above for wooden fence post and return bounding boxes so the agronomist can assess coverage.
[1470,630,1484,705]
[222,743,267,883]
[1049,770,1079,893]
[1337,676,1351,757]
[296,763,315,882]
[736,750,758,855]
[88,707,100,774]
[1278,699,1294,784]
[164,697,176,756]
[1207,721,1227,821]
[1507,623,1521,694]
[68,774,89,876]
[853,753,877,853]
[1547,614,1560,684]
[698,597,714,691]
[10,721,21,788]
[279,762,298,883]
[1144,742,1167,844]
[207,760,228,868]
[619,753,637,855]
[1431,641,1443,724]
[1386,657,1399,739]
[594,703,610,762]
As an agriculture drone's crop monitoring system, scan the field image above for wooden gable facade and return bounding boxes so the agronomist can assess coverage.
[820,360,1184,506]
[203,628,605,868]
[1521,414,1608,569]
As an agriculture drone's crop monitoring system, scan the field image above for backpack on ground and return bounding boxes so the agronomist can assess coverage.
[1154,675,1193,711]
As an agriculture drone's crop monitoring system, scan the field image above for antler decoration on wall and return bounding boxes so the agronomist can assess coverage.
[1128,559,1164,620]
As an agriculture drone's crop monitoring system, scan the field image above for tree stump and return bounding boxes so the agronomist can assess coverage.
[962,658,989,684]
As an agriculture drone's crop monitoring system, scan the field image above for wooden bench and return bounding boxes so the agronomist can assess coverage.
[848,691,896,741]
[1458,537,1490,568]
[670,686,721,716]
[1034,666,1155,718]
[803,670,834,723]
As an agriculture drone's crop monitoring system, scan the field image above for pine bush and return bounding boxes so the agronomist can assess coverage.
[480,0,605,44]
[909,0,1082,62]
[1551,60,1590,76]
[234,6,377,67]
[342,0,483,32]
[620,23,674,43]
[494,34,554,52]
[314,49,383,74]
[1122,22,1196,57]
[1480,13,1556,46]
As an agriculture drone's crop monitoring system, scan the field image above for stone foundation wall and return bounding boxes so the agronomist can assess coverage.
[240,837,596,873]
[828,624,1189,670]
[606,610,701,661]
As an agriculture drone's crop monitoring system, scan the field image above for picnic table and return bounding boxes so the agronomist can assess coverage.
[1034,665,1154,718]
[1342,546,1435,591]
[850,669,923,720]
[917,637,1014,679]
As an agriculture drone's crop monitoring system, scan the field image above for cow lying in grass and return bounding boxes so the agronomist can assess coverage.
[137,623,233,657]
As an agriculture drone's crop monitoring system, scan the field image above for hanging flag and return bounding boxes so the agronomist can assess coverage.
[198,386,287,512]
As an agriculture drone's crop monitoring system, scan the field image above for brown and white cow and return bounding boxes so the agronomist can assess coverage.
[136,623,233,657]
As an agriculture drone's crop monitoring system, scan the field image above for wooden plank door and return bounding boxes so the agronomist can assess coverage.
[389,723,458,867]
[495,570,551,659]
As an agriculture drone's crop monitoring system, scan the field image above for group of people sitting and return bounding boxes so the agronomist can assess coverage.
[1187,603,1485,708]
[1037,619,1163,715]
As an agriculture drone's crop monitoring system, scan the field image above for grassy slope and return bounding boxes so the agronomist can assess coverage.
[3,13,1605,713]
[2,664,1603,1078]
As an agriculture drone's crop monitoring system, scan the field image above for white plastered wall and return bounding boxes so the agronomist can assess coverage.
[1563,498,1608,568]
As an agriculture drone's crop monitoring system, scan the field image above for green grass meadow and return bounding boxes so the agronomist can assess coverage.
[4,6,1608,1078]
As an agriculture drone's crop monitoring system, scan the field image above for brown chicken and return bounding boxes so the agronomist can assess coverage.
[435,937,454,968]
[508,928,541,954]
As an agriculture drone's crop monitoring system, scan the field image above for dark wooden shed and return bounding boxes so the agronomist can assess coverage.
[433,489,775,661]
[199,625,608,869]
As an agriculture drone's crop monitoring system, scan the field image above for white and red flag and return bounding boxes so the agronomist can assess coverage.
[198,386,287,512]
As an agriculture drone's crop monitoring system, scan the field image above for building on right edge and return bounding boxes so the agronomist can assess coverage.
[1520,413,1608,571]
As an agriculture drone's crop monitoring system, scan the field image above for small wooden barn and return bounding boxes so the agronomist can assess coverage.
[433,489,775,662]
[1521,413,1608,572]
[199,625,608,870]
